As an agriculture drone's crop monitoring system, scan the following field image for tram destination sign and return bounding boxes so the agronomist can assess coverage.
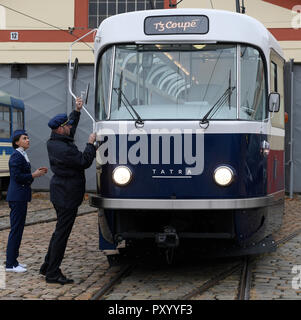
[144,15,209,35]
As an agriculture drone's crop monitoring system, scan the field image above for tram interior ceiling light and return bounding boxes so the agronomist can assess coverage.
[112,166,132,186]
[213,166,234,186]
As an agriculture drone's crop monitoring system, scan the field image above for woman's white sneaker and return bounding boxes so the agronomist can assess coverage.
[6,265,27,273]
[18,263,27,268]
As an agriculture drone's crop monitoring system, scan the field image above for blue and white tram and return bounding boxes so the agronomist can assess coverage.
[90,9,285,257]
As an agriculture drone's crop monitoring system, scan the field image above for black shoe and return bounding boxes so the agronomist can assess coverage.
[39,263,48,276]
[46,274,74,285]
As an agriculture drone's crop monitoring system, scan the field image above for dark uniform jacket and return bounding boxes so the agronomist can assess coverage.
[6,151,34,202]
[47,110,96,209]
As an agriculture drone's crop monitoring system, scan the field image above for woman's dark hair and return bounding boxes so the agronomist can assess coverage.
[12,134,22,149]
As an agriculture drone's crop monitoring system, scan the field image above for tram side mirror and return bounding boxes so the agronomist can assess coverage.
[268,92,280,112]
[73,58,79,80]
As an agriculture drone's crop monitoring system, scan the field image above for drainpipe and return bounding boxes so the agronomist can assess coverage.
[236,0,240,13]
[289,59,294,199]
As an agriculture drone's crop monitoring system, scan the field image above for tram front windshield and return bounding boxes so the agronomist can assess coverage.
[96,44,267,121]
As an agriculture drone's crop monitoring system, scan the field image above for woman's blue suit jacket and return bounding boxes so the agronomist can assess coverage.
[6,150,34,202]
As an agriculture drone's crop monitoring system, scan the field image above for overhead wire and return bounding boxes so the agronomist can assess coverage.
[0,3,94,50]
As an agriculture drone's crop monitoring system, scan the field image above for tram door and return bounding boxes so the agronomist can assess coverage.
[268,51,285,195]
[286,63,301,193]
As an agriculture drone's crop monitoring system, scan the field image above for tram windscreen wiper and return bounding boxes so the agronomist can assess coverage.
[200,86,236,127]
[117,70,123,110]
[113,87,144,126]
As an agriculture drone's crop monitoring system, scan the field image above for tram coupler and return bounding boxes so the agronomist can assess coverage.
[155,226,179,248]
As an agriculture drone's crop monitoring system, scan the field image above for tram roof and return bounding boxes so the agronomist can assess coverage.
[0,91,24,109]
[95,8,283,58]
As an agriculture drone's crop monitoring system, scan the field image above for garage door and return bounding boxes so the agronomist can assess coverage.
[0,64,96,191]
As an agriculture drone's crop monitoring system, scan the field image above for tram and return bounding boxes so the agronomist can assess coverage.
[89,9,285,258]
[0,91,25,194]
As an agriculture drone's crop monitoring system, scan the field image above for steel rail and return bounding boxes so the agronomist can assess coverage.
[275,228,301,247]
[0,208,96,231]
[237,256,252,300]
[90,263,135,300]
[180,261,243,300]
[178,228,301,300]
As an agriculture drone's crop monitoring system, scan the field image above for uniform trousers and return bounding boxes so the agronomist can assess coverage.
[43,205,78,278]
[6,201,27,268]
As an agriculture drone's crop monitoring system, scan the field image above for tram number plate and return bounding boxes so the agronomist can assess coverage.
[144,15,209,35]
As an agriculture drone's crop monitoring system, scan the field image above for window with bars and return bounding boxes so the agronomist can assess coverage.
[89,0,165,28]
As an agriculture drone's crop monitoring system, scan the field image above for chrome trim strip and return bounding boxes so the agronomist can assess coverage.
[89,190,284,210]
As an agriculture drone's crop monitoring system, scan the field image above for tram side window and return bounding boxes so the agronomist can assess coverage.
[240,46,267,121]
[0,106,10,138]
[270,51,285,129]
[271,62,278,92]
[96,47,114,120]
[12,108,24,131]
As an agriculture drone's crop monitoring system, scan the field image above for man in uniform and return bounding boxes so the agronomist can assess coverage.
[40,97,96,284]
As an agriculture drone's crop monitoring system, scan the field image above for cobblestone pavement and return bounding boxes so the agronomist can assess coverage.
[103,259,242,300]
[249,234,301,300]
[248,196,301,300]
[0,193,96,231]
[0,193,118,300]
[0,194,301,300]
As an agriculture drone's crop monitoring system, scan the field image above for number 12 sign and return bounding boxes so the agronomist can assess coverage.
[10,32,19,40]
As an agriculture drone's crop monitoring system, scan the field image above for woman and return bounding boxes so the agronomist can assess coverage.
[5,130,47,273]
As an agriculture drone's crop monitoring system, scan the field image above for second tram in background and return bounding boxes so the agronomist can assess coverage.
[0,91,25,196]
[90,8,285,260]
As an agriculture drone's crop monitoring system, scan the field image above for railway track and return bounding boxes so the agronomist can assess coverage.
[90,228,301,301]
[90,263,135,300]
[0,202,96,231]
[1,195,300,300]
[237,256,252,300]
[180,260,243,300]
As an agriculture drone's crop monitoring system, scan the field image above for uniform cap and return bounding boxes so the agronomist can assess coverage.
[12,129,27,139]
[48,114,74,129]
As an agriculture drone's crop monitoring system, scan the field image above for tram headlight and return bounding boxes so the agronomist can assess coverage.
[112,166,132,186]
[213,166,234,187]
